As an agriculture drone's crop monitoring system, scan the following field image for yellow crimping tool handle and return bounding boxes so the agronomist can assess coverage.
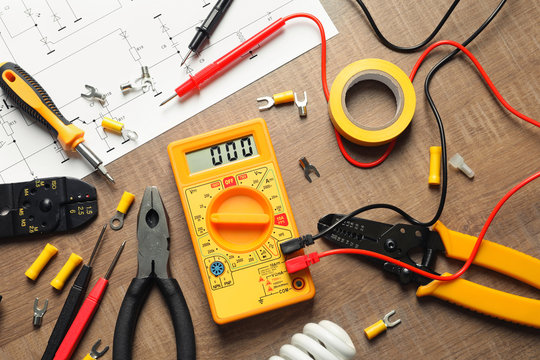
[433,221,540,289]
[417,272,540,328]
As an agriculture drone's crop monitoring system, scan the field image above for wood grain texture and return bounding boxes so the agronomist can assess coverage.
[1,0,539,359]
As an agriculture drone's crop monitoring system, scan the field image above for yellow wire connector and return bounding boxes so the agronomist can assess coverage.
[110,191,136,230]
[429,146,442,185]
[257,90,295,110]
[364,310,401,340]
[51,253,83,290]
[25,243,58,280]
[101,117,138,141]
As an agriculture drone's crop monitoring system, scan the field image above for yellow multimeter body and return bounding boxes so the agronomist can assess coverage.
[168,118,315,324]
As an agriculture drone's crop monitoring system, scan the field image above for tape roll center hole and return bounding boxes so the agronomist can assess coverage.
[344,78,401,131]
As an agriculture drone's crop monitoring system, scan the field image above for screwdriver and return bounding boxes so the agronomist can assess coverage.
[180,0,234,67]
[54,240,126,360]
[160,16,288,106]
[41,225,107,360]
[0,62,114,183]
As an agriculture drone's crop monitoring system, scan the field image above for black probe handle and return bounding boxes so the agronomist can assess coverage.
[0,62,70,137]
[113,277,196,360]
[41,265,92,360]
[189,0,233,52]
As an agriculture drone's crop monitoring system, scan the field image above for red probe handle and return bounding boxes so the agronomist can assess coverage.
[54,278,109,360]
[175,18,286,97]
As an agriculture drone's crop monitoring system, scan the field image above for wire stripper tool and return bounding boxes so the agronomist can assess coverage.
[315,214,540,328]
[0,62,114,183]
[113,186,196,359]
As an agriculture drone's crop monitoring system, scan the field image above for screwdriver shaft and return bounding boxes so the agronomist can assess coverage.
[105,241,126,280]
[88,224,107,267]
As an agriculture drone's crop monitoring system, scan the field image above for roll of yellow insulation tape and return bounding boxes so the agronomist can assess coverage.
[328,58,416,146]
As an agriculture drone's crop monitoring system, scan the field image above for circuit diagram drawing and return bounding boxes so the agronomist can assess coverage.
[0,0,337,183]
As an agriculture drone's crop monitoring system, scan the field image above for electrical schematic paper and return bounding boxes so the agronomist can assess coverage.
[0,0,337,183]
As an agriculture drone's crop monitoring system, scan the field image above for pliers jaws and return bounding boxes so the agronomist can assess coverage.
[137,186,170,279]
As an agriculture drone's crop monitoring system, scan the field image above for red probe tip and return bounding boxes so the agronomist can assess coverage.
[160,93,177,107]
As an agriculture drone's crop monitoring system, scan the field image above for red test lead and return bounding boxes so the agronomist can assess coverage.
[160,17,288,106]
[54,241,126,360]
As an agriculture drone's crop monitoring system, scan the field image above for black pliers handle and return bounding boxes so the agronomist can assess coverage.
[113,276,195,359]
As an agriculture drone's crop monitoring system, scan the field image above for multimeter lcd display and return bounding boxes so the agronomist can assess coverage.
[186,135,259,174]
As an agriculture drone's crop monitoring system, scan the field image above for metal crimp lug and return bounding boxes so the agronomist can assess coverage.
[81,85,106,104]
[33,297,48,327]
[382,309,401,328]
[294,91,308,117]
[299,157,320,183]
[90,339,110,359]
[110,211,126,230]
[257,96,274,110]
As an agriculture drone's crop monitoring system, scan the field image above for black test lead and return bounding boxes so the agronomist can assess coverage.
[41,224,107,360]
[180,0,234,66]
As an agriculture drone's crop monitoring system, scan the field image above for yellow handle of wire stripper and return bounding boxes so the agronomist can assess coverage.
[0,62,85,150]
[417,272,540,328]
[433,221,540,288]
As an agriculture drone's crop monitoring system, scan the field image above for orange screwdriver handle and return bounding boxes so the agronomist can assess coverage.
[0,62,84,150]
[53,278,109,360]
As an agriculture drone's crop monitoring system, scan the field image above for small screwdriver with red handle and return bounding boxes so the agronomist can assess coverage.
[53,241,125,360]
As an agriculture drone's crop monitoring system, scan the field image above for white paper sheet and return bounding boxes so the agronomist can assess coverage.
[0,0,337,183]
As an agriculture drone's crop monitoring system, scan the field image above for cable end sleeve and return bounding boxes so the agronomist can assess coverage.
[280,235,314,255]
[285,252,320,273]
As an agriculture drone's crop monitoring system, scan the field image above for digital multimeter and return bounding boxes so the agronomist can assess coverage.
[168,118,315,324]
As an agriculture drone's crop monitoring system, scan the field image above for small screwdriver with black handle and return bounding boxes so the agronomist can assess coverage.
[0,62,114,183]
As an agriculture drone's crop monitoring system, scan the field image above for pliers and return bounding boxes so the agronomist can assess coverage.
[113,187,196,359]
[316,214,540,328]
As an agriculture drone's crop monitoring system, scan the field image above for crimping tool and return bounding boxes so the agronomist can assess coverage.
[286,214,540,328]
[0,177,97,239]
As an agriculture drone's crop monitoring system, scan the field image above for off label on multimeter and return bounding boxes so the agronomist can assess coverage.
[168,118,315,324]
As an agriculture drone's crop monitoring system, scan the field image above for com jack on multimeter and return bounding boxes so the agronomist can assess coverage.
[168,118,315,324]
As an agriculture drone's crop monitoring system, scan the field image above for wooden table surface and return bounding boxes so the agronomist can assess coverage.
[1,0,539,359]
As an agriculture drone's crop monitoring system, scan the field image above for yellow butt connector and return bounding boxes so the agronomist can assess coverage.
[110,191,136,230]
[429,146,442,185]
[51,253,83,290]
[101,117,138,141]
[25,243,58,281]
[364,310,401,340]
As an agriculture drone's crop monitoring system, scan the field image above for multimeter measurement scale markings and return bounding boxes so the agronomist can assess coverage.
[185,180,224,236]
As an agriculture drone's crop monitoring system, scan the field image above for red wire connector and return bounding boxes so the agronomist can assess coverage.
[286,252,320,273]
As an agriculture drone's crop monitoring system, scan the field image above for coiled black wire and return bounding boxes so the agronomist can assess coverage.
[314,0,508,240]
